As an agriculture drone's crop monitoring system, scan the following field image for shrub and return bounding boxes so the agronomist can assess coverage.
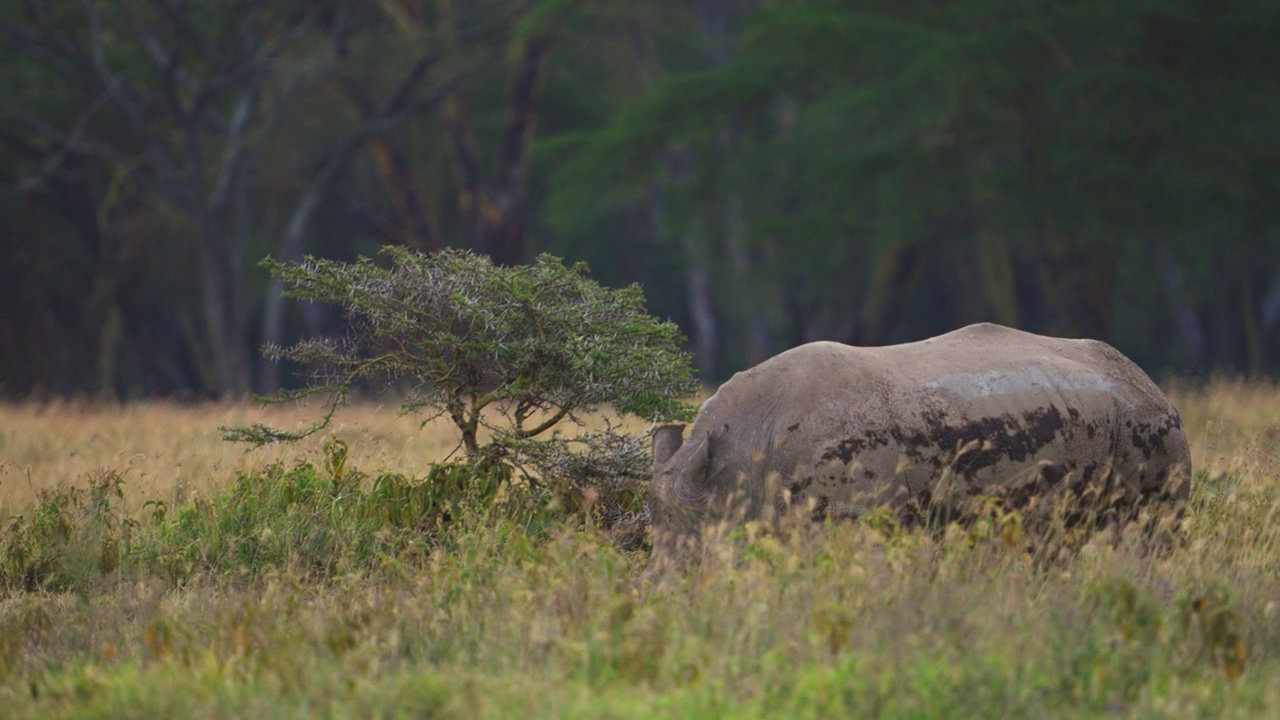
[0,470,136,593]
[0,444,548,588]
[137,439,520,582]
[224,247,699,532]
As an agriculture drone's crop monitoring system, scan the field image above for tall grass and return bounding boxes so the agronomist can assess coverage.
[0,400,470,518]
[0,380,1277,718]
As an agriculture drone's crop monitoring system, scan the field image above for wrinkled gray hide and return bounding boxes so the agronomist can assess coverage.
[649,323,1191,569]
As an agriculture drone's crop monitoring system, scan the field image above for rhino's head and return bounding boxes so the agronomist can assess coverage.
[647,423,712,574]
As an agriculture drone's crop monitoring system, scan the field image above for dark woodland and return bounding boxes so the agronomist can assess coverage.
[3,0,1279,398]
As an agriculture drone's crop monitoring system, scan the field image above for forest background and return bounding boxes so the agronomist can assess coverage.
[3,0,1279,399]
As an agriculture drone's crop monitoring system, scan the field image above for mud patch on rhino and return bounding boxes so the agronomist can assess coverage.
[820,433,891,463]
[819,406,1070,475]
[1081,461,1098,483]
[918,406,1067,475]
[788,476,814,496]
[1129,414,1181,460]
[809,495,830,520]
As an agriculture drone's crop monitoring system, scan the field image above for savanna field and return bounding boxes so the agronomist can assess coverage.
[1,381,1279,718]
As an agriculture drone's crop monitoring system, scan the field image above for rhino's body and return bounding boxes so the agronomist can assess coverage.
[650,323,1191,564]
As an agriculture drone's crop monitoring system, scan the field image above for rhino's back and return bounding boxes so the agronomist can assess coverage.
[703,323,1162,427]
[694,323,1189,518]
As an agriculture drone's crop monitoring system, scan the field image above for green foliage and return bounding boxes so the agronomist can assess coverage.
[227,247,695,442]
[0,470,136,594]
[137,439,519,583]
[511,428,653,547]
[542,0,1280,373]
[1,433,1279,716]
[224,246,696,535]
[0,441,562,591]
[1055,577,1250,710]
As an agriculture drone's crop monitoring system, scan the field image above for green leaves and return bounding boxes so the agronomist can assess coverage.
[226,247,697,527]
[540,0,1280,369]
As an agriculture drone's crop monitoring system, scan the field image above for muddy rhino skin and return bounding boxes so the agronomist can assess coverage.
[648,323,1191,566]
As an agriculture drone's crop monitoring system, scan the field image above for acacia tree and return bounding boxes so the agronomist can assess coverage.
[226,247,697,519]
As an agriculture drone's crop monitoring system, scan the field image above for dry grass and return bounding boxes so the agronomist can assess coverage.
[2,379,1269,516]
[1168,378,1280,478]
[0,379,1278,718]
[0,400,471,519]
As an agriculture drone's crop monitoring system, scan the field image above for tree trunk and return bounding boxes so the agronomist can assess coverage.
[95,304,122,399]
[723,195,770,364]
[193,221,251,398]
[1262,263,1280,333]
[261,176,329,391]
[259,144,355,392]
[367,137,439,252]
[1206,251,1250,373]
[682,231,719,377]
[433,1,554,266]
[1148,238,1205,369]
[856,242,926,346]
[56,168,136,398]
[1023,232,1117,341]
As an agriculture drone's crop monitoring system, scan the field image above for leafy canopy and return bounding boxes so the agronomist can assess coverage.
[224,247,698,461]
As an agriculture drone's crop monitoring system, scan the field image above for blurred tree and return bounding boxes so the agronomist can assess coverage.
[540,0,1280,377]
[373,0,587,267]
[2,0,329,396]
[256,3,458,391]
[0,0,703,396]
[3,0,1280,396]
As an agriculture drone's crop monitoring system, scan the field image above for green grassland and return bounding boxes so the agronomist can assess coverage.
[1,381,1279,718]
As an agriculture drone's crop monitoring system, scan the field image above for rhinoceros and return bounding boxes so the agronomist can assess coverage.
[649,323,1191,568]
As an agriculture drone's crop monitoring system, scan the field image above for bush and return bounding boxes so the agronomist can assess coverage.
[0,470,136,594]
[0,443,557,589]
[137,440,519,583]
[224,247,699,532]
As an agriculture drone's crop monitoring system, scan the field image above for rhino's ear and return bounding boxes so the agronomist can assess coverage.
[652,424,686,469]
[686,425,726,483]
[673,431,713,503]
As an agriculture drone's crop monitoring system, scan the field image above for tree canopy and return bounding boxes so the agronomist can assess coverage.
[226,247,697,450]
[3,0,1279,398]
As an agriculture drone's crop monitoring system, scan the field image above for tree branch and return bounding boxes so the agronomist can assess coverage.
[516,406,572,439]
[206,85,262,216]
[72,0,193,212]
[382,48,442,116]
